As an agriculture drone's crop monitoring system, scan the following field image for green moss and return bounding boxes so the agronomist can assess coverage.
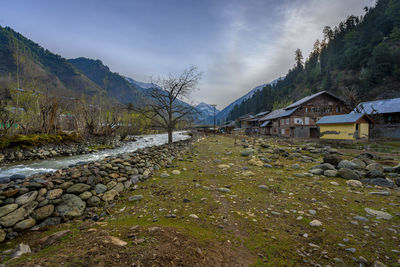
[88,144,113,150]
[0,132,81,149]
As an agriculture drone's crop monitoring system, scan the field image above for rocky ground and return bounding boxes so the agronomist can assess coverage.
[0,135,399,266]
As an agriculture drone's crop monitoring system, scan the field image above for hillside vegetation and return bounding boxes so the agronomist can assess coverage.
[228,0,400,120]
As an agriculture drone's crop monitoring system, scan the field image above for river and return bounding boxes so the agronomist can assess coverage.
[0,131,190,178]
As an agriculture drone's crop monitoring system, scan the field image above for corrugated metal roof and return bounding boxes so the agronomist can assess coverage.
[285,91,340,110]
[258,107,298,121]
[352,97,400,114]
[260,120,271,127]
[316,113,365,124]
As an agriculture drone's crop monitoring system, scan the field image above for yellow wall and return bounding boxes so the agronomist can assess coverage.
[320,123,356,140]
[359,123,369,139]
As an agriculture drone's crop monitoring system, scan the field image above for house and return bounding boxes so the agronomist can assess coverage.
[270,91,347,138]
[258,108,290,136]
[316,113,373,140]
[353,97,400,139]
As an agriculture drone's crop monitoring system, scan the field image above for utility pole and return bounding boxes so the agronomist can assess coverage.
[211,104,217,136]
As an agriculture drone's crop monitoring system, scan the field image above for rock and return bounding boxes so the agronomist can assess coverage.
[312,163,336,171]
[346,180,363,187]
[56,194,86,218]
[171,170,181,175]
[79,191,92,200]
[10,174,26,181]
[366,163,384,172]
[258,185,268,190]
[242,170,255,176]
[0,204,18,217]
[217,188,231,193]
[369,178,394,188]
[160,172,170,178]
[249,157,264,167]
[33,217,61,230]
[353,215,369,222]
[373,261,387,267]
[128,195,143,201]
[330,181,339,186]
[365,208,392,220]
[350,158,366,169]
[0,176,10,184]
[369,191,390,196]
[338,160,358,169]
[309,220,322,227]
[345,247,356,253]
[0,229,5,242]
[240,148,254,157]
[94,184,107,194]
[0,201,38,227]
[338,168,360,180]
[324,170,337,177]
[366,169,384,178]
[13,217,36,231]
[47,189,63,200]
[32,205,54,221]
[15,191,38,206]
[36,230,71,249]
[105,236,127,246]
[308,209,316,215]
[309,168,323,175]
[323,154,342,166]
[102,190,119,202]
[66,183,91,194]
[189,214,199,219]
[11,243,31,259]
[87,196,101,207]
[112,183,124,193]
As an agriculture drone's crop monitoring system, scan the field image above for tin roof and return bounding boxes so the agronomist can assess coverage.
[285,91,341,110]
[352,97,400,114]
[316,113,371,124]
[260,120,271,127]
[258,107,298,121]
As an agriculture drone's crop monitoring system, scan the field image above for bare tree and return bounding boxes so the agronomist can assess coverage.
[338,86,360,112]
[135,66,201,143]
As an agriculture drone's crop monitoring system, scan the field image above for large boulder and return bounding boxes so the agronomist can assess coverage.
[102,190,119,202]
[369,178,394,188]
[338,168,360,180]
[56,194,86,219]
[338,160,358,169]
[0,204,19,217]
[15,191,38,206]
[0,201,38,227]
[366,163,384,173]
[311,163,335,171]
[86,196,101,207]
[350,158,366,169]
[31,205,54,221]
[46,189,63,200]
[66,183,91,194]
[324,170,338,177]
[94,184,107,194]
[14,217,36,232]
[323,154,342,166]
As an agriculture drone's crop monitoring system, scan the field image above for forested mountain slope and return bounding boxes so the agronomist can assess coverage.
[227,0,400,121]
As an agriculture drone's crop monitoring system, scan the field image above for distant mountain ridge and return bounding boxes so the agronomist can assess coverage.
[195,102,219,124]
[216,78,281,122]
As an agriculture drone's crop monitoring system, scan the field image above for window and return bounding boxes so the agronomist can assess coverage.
[286,118,289,124]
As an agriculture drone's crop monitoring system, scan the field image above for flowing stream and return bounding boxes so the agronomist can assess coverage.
[0,131,190,178]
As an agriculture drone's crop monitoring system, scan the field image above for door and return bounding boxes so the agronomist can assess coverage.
[310,128,319,138]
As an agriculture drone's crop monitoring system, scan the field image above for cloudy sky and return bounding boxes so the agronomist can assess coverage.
[0,0,374,109]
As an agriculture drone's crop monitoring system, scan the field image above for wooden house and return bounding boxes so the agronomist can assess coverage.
[317,113,373,140]
[271,91,347,138]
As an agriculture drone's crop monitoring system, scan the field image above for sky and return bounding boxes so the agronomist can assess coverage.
[0,0,375,109]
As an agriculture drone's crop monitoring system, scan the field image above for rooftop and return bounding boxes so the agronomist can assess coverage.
[352,97,400,114]
[285,91,341,110]
[316,113,372,124]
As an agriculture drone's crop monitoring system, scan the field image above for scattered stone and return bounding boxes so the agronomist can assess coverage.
[365,208,393,220]
[323,154,342,166]
[36,230,71,250]
[353,215,369,222]
[217,164,231,169]
[345,247,356,253]
[171,170,181,175]
[330,181,339,186]
[338,168,360,180]
[217,188,231,193]
[128,195,143,201]
[189,214,199,219]
[346,180,362,187]
[324,170,337,177]
[160,172,170,178]
[258,185,268,190]
[309,220,322,227]
[338,160,358,169]
[369,191,390,196]
[105,236,127,246]
[11,243,31,259]
[308,209,316,215]
[240,148,254,157]
[102,190,119,202]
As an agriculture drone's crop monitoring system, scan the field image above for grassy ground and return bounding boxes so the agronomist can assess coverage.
[1,135,399,266]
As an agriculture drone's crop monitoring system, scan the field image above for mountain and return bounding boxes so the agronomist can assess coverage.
[124,77,161,92]
[196,102,219,124]
[216,78,281,122]
[68,57,142,105]
[0,26,105,97]
[227,0,400,120]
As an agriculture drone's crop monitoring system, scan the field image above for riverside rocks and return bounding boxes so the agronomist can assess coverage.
[310,151,399,189]
[0,138,191,242]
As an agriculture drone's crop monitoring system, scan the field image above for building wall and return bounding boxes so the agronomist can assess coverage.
[371,123,400,139]
[320,123,356,140]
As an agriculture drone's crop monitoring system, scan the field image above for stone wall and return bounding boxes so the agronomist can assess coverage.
[0,138,191,242]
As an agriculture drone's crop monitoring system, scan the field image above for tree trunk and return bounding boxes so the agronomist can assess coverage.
[168,129,173,144]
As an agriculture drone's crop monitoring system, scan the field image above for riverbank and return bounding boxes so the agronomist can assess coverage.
[0,133,131,166]
[1,135,400,266]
